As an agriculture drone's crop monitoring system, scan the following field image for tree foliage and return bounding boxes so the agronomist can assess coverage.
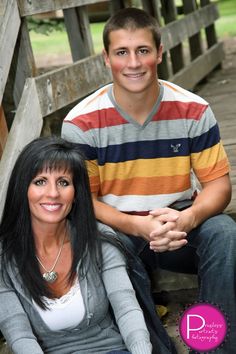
[27,17,65,36]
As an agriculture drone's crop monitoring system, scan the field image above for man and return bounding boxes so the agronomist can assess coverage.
[62,7,236,353]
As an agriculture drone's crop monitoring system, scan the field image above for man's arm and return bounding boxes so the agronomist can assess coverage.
[92,193,187,248]
[176,173,231,231]
[149,174,232,251]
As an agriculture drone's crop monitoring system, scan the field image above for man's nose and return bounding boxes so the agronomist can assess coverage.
[128,52,141,67]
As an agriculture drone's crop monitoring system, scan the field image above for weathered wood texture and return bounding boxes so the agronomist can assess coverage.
[0,106,8,158]
[35,55,111,117]
[0,0,226,218]
[0,79,43,218]
[172,42,224,90]
[0,0,21,104]
[11,3,221,118]
[64,6,95,61]
[17,0,110,16]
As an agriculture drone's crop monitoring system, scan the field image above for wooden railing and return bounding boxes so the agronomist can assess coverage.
[0,0,224,218]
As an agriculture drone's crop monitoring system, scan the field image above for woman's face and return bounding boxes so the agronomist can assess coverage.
[27,168,75,227]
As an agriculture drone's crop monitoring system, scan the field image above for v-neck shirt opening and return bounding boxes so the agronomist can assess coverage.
[107,83,164,129]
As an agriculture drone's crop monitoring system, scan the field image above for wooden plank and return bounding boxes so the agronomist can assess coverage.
[158,52,171,80]
[73,6,94,57]
[34,54,112,117]
[29,3,221,117]
[160,0,184,74]
[142,0,171,79]
[18,0,110,17]
[200,0,217,48]
[160,0,178,23]
[171,42,224,90]
[5,18,37,108]
[64,6,94,61]
[141,0,162,25]
[0,78,43,219]
[141,0,160,19]
[0,0,20,104]
[183,0,203,60]
[109,0,127,15]
[0,106,8,158]
[161,4,219,53]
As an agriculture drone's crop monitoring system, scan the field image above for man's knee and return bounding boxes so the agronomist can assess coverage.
[194,214,236,260]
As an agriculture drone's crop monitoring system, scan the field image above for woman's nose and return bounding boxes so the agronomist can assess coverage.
[46,183,60,197]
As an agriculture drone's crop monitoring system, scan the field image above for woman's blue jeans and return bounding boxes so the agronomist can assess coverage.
[101,214,236,354]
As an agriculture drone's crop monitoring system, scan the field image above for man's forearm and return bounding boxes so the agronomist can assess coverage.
[93,196,186,243]
[93,197,139,235]
[180,174,232,232]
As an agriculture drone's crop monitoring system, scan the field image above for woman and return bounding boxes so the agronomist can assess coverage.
[0,136,152,354]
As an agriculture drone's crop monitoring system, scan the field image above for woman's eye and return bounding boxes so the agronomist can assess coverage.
[33,179,45,186]
[58,179,70,187]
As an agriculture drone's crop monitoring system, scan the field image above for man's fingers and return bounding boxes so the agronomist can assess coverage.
[150,207,179,219]
[150,227,187,239]
[155,214,179,223]
[150,238,188,252]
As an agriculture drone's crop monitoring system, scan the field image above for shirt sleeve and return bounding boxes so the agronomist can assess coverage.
[0,270,44,354]
[189,106,230,183]
[101,241,152,354]
[61,121,100,194]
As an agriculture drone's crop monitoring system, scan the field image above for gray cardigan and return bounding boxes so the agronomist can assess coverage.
[0,241,152,354]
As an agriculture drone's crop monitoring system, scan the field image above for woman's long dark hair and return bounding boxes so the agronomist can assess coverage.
[0,136,100,308]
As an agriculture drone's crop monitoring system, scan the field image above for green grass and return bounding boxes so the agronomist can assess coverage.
[30,22,104,57]
[215,0,236,38]
[29,0,236,60]
[90,22,105,53]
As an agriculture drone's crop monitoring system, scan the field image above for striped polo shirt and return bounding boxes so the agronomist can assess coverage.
[62,80,229,214]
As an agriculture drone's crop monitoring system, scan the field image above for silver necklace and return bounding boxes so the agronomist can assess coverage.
[36,233,66,283]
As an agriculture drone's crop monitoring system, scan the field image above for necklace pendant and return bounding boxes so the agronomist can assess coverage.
[43,271,58,283]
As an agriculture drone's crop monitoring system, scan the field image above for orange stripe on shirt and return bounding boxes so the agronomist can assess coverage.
[99,175,191,196]
[194,157,230,183]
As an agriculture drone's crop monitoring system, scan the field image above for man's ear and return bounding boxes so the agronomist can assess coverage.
[102,49,111,68]
[157,44,163,65]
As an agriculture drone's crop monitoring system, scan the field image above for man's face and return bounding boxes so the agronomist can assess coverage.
[103,28,162,95]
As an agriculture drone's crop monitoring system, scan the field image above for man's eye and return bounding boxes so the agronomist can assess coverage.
[138,48,149,54]
[116,50,127,56]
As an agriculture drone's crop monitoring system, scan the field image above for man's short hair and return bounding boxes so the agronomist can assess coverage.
[103,7,161,53]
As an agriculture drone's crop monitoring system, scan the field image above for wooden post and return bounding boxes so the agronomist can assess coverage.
[141,0,170,80]
[63,6,94,62]
[141,0,162,23]
[200,0,218,48]
[109,0,125,15]
[0,106,8,159]
[0,0,21,104]
[0,79,43,219]
[160,0,184,74]
[6,18,37,108]
[2,16,36,135]
[183,0,203,61]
